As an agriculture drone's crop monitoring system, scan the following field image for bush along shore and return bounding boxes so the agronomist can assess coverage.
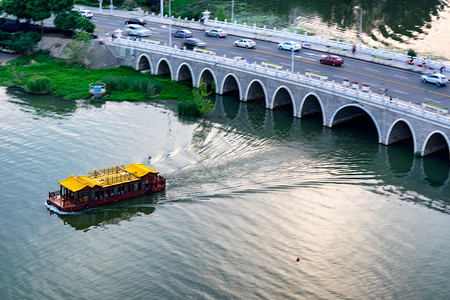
[0,53,213,116]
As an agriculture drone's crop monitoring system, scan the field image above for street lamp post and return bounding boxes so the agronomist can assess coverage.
[291,16,301,72]
[110,0,114,15]
[160,0,164,19]
[354,6,363,49]
[169,0,172,47]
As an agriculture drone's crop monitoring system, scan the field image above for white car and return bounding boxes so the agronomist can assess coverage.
[421,73,448,87]
[234,39,256,49]
[123,25,152,37]
[278,41,302,52]
[79,10,93,18]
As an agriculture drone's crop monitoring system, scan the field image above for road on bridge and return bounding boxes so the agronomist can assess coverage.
[58,13,450,108]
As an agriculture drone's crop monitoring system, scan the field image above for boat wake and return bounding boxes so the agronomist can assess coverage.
[45,202,80,215]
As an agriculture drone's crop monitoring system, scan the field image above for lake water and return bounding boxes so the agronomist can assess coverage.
[1,86,450,299]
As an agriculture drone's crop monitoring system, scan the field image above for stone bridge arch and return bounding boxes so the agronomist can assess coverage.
[221,73,242,100]
[155,58,173,79]
[422,130,450,157]
[245,79,268,107]
[299,92,325,124]
[330,104,382,143]
[271,86,296,115]
[136,54,152,73]
[198,67,218,92]
[385,118,416,151]
[176,63,195,86]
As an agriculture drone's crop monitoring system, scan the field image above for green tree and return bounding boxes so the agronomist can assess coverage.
[215,5,229,22]
[1,0,74,22]
[193,79,213,115]
[54,10,95,33]
[9,32,42,53]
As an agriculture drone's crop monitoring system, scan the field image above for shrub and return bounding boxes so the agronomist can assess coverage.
[407,49,417,58]
[177,99,200,116]
[25,76,51,94]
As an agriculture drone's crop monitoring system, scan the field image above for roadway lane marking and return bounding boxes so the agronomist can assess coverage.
[393,89,409,94]
[302,57,317,62]
[304,52,319,56]
[394,74,409,79]
[425,98,442,103]
[365,68,380,72]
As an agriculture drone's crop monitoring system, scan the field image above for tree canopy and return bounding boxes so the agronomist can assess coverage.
[1,0,74,22]
[54,10,95,33]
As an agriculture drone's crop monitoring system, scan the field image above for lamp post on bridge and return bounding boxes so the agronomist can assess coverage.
[110,0,114,15]
[353,6,363,49]
[169,0,172,47]
[291,16,301,73]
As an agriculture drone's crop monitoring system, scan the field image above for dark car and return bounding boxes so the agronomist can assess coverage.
[172,29,192,38]
[319,55,344,66]
[182,38,207,49]
[125,18,146,26]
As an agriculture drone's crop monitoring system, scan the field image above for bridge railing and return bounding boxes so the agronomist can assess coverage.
[108,37,450,127]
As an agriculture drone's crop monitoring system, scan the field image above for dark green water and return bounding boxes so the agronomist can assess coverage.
[1,86,450,299]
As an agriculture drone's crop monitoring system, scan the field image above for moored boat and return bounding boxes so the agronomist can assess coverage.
[46,163,166,213]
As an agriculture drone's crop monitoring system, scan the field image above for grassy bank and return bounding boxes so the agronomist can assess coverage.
[0,53,194,102]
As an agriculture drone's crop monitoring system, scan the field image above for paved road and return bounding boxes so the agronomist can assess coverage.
[44,9,450,108]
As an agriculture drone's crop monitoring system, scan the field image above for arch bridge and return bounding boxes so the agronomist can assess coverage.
[107,38,450,159]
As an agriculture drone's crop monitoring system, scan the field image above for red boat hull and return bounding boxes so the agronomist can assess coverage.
[46,185,165,213]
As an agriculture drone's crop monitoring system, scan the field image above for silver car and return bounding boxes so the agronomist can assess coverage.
[123,24,152,37]
[205,29,227,38]
[234,39,256,49]
[421,73,448,87]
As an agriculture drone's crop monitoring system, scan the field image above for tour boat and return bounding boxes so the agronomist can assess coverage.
[46,163,166,213]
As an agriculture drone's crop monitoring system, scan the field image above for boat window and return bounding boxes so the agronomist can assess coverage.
[133,183,139,191]
[124,185,129,193]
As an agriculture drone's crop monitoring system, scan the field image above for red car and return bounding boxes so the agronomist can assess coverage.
[320,55,344,66]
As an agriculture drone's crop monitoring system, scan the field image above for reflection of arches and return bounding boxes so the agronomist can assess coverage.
[198,68,217,92]
[421,130,450,157]
[136,54,152,73]
[221,73,242,100]
[155,59,172,79]
[176,63,194,86]
[272,86,295,116]
[385,119,416,151]
[330,104,381,142]
[299,92,324,123]
[245,79,268,107]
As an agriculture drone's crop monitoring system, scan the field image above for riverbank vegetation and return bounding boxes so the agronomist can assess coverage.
[0,53,213,115]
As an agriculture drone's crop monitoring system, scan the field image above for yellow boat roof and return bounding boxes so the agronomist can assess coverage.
[59,163,158,192]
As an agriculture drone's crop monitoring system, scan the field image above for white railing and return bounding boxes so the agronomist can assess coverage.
[108,37,450,127]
